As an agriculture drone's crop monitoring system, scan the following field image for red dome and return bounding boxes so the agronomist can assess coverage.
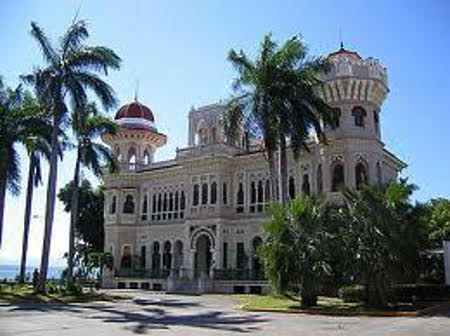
[329,44,361,60]
[115,101,154,122]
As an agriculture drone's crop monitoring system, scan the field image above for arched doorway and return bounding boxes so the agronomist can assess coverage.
[194,234,212,278]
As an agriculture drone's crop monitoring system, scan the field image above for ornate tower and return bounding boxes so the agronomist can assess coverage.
[102,100,166,171]
[316,45,398,192]
[320,44,388,141]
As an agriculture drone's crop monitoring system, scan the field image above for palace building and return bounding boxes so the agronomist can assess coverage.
[101,46,406,293]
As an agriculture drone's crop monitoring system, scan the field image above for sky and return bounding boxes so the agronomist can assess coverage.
[0,0,449,266]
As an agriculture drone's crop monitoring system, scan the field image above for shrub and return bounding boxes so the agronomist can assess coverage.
[338,285,365,303]
[389,284,450,302]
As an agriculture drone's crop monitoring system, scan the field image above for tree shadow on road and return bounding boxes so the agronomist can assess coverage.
[2,297,269,334]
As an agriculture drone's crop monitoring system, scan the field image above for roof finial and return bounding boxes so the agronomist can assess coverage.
[134,79,139,102]
[339,27,344,50]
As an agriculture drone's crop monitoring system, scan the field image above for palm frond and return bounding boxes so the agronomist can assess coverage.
[30,22,58,65]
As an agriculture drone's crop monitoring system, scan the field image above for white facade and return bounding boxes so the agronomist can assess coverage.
[101,47,406,292]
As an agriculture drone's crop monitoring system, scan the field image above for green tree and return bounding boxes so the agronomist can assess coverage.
[342,181,425,307]
[58,179,105,253]
[67,102,116,285]
[0,79,49,249]
[23,20,120,292]
[425,198,450,248]
[223,34,335,203]
[260,196,333,307]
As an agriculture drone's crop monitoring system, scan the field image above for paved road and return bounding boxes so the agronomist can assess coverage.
[1,290,450,335]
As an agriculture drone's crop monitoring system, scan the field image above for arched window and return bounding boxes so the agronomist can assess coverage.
[355,161,369,190]
[175,191,179,210]
[352,106,367,127]
[174,240,183,269]
[257,181,263,203]
[250,182,256,204]
[317,165,323,194]
[120,246,132,269]
[236,182,244,213]
[157,194,162,212]
[152,242,161,274]
[331,107,341,129]
[265,180,270,202]
[142,195,148,213]
[110,195,117,214]
[152,194,156,213]
[123,195,135,214]
[193,184,199,206]
[127,147,137,170]
[251,236,263,277]
[143,149,150,165]
[374,111,380,134]
[331,163,345,192]
[210,182,217,204]
[163,193,168,211]
[169,192,174,211]
[201,183,208,204]
[163,241,172,270]
[180,191,186,210]
[212,127,217,143]
[114,145,121,161]
[377,162,382,185]
[222,182,227,204]
[302,174,310,196]
[289,176,296,199]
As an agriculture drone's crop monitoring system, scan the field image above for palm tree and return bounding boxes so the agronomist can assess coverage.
[0,79,49,249]
[23,20,121,292]
[342,180,422,307]
[260,196,333,307]
[223,34,335,203]
[67,102,116,285]
[19,136,51,283]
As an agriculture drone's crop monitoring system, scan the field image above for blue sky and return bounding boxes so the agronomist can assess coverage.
[0,0,449,265]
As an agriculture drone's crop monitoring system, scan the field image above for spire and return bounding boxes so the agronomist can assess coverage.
[134,79,139,102]
[339,27,344,50]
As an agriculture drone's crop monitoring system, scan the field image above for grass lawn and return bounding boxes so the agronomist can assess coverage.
[228,294,444,316]
[0,284,132,304]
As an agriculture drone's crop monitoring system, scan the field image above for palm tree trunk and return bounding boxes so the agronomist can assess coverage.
[0,168,6,250]
[37,117,60,293]
[68,148,81,286]
[278,135,288,204]
[19,154,36,283]
[267,149,278,202]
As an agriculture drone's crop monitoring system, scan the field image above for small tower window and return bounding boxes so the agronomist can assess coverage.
[210,182,217,204]
[143,149,150,165]
[355,161,369,190]
[352,107,367,127]
[331,163,345,192]
[331,107,341,129]
[127,147,137,170]
[222,182,227,205]
[123,195,135,214]
[374,111,380,134]
[110,195,117,214]
[180,191,186,210]
[236,182,244,213]
[201,183,208,205]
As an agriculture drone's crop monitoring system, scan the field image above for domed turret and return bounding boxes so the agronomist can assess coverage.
[103,99,166,170]
[318,44,388,140]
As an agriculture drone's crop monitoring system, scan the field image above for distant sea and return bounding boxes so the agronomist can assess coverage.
[0,265,64,281]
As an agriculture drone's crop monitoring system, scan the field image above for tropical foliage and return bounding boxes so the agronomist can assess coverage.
[66,102,116,284]
[23,19,121,292]
[260,196,334,307]
[223,33,336,202]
